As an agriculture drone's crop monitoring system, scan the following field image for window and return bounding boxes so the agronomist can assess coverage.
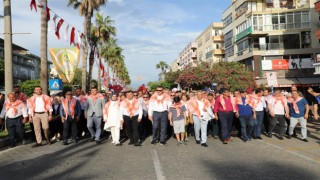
[295,12,301,28]
[272,14,279,30]
[279,13,286,29]
[283,34,300,49]
[287,13,294,29]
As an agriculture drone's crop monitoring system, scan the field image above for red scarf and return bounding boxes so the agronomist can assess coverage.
[28,94,51,116]
[61,98,77,119]
[150,93,170,105]
[273,96,286,108]
[121,98,140,117]
[171,103,183,117]
[289,97,302,114]
[88,93,103,103]
[219,95,236,111]
[188,98,210,118]
[5,100,25,116]
[235,95,253,107]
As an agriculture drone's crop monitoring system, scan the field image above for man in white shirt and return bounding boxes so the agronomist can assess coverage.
[267,89,290,140]
[148,86,172,145]
[120,91,143,146]
[0,93,28,147]
[252,88,266,139]
[28,86,53,147]
[73,87,88,138]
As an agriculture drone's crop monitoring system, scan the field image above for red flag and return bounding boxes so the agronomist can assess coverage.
[55,19,64,39]
[100,61,105,78]
[46,7,50,21]
[70,27,75,46]
[30,0,37,12]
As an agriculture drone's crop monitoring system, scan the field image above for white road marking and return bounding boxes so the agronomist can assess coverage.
[150,149,166,180]
[258,140,320,165]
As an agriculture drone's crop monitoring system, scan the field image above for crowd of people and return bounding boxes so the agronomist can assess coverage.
[0,84,319,148]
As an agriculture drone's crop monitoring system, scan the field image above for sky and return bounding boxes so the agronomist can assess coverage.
[0,0,229,89]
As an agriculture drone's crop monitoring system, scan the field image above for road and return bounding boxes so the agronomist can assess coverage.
[0,122,320,180]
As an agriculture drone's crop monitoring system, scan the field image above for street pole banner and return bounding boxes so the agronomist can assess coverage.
[266,72,278,87]
[49,47,80,83]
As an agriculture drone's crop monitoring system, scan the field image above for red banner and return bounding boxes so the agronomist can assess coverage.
[272,59,289,70]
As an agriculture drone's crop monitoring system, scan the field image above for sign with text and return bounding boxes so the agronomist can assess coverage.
[266,72,278,87]
[261,59,289,70]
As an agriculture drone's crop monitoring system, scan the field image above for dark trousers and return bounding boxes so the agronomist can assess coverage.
[263,109,270,133]
[239,115,254,140]
[253,111,264,137]
[6,116,25,146]
[139,115,152,140]
[77,110,88,138]
[269,115,287,137]
[207,119,219,137]
[49,116,62,136]
[124,115,139,144]
[152,111,168,142]
[63,116,78,142]
[218,111,234,141]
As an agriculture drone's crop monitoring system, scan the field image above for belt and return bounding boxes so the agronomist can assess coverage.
[35,112,46,114]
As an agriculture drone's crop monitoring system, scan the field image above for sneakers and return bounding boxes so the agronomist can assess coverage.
[287,135,292,139]
[176,142,181,147]
[159,141,166,145]
[95,140,101,145]
[196,140,201,144]
[279,136,284,140]
[181,141,187,146]
[268,133,273,138]
[89,137,95,142]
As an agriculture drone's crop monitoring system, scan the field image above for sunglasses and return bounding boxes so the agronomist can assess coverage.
[170,95,175,97]
[134,95,138,96]
[143,97,148,98]
[156,89,163,92]
[66,94,72,95]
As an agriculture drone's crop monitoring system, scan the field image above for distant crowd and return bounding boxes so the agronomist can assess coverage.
[0,84,319,148]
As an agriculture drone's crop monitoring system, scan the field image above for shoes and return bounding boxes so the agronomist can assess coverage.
[247,138,252,141]
[287,135,292,139]
[256,136,262,140]
[196,140,201,144]
[95,140,101,145]
[243,140,247,143]
[223,140,228,144]
[46,140,52,145]
[74,139,79,143]
[201,143,208,147]
[151,140,157,145]
[32,143,42,148]
[212,136,218,139]
[128,141,134,145]
[302,139,309,142]
[63,141,68,145]
[227,138,233,142]
[292,134,298,138]
[115,143,122,146]
[181,141,187,146]
[89,137,95,142]
[252,136,257,139]
[185,138,189,142]
[134,143,142,146]
[159,141,166,145]
[279,136,284,140]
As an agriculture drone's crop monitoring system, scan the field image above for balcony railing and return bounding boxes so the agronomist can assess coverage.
[213,49,225,55]
[212,36,224,42]
[248,43,300,51]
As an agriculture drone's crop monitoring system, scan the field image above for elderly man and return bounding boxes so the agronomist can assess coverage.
[60,91,81,145]
[28,86,53,147]
[0,93,28,147]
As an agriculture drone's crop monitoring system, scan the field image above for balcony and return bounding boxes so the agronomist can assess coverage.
[249,43,300,51]
[316,0,320,12]
[212,36,224,42]
[235,27,252,42]
[190,42,197,49]
[191,51,197,58]
[213,49,225,55]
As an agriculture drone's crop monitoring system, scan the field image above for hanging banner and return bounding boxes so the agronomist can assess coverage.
[266,72,278,87]
[49,47,80,83]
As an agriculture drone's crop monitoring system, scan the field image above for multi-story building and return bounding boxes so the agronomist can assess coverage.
[170,58,180,72]
[196,22,225,64]
[222,0,320,88]
[178,42,197,69]
[0,38,40,88]
[314,0,320,74]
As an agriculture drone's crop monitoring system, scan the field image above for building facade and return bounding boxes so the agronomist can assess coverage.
[170,58,180,72]
[0,38,40,88]
[196,22,225,64]
[178,42,197,69]
[222,0,320,87]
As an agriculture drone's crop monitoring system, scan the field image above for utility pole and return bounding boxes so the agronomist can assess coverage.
[3,0,13,96]
[40,0,48,94]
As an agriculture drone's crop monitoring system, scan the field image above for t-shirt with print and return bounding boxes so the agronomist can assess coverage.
[169,105,186,121]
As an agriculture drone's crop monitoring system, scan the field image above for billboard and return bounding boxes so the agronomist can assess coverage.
[49,48,80,83]
[262,58,314,70]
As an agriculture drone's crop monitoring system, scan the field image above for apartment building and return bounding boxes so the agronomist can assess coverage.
[314,0,320,74]
[196,22,225,64]
[0,38,40,87]
[178,42,197,69]
[170,58,180,72]
[222,0,320,88]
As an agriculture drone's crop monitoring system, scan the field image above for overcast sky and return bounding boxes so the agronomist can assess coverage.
[0,0,229,89]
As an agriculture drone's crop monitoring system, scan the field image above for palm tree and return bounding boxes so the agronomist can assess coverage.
[90,12,116,90]
[3,0,13,95]
[40,0,48,94]
[156,61,169,81]
[67,0,106,91]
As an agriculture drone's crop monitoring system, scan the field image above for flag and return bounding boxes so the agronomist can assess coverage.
[64,25,69,42]
[30,0,37,12]
[55,19,64,39]
[70,27,75,46]
[46,7,50,21]
[49,48,80,83]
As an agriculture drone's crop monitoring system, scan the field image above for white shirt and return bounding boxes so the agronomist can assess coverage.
[197,99,205,116]
[0,102,28,119]
[268,98,286,115]
[148,95,172,115]
[120,99,143,120]
[254,96,266,111]
[34,96,46,113]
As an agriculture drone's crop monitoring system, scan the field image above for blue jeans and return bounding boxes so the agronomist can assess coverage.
[193,115,209,143]
[218,111,234,141]
[152,111,168,142]
[239,115,254,140]
[253,111,264,137]
[87,113,102,141]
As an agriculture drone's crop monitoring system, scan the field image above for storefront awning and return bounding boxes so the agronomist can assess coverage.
[256,78,320,87]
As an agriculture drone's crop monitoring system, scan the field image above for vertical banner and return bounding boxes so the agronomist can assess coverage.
[266,72,278,87]
[49,47,80,83]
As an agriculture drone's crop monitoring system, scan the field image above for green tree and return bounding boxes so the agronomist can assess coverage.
[19,79,40,97]
[67,0,107,92]
[156,61,169,81]
[0,58,4,87]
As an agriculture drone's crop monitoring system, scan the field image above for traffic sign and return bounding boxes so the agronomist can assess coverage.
[49,79,63,90]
